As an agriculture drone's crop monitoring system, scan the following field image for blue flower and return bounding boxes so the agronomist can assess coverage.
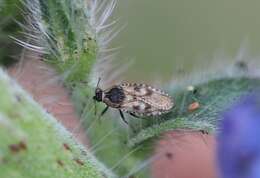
[217,94,260,178]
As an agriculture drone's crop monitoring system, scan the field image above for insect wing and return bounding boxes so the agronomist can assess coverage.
[120,83,174,116]
[119,100,152,116]
[141,91,173,111]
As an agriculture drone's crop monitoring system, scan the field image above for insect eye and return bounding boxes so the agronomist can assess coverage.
[94,90,103,102]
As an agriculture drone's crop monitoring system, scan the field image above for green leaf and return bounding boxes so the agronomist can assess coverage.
[0,68,116,178]
[128,77,260,147]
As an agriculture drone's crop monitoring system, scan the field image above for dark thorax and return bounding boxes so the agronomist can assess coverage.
[104,87,125,108]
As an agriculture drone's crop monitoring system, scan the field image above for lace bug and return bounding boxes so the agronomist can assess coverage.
[93,78,174,125]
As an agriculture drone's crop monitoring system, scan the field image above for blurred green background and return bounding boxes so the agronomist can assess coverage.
[113,0,260,82]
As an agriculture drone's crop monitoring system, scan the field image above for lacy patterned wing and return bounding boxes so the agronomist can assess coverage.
[120,83,174,116]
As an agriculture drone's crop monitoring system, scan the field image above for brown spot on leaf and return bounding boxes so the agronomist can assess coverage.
[9,144,20,153]
[19,141,27,150]
[63,143,72,152]
[74,158,84,166]
[57,159,64,167]
[9,141,27,153]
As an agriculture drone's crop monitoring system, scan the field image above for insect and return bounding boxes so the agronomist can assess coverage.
[93,78,174,125]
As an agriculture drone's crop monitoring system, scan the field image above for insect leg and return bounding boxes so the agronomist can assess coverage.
[99,106,109,118]
[119,110,137,132]
[129,112,140,118]
[119,110,128,125]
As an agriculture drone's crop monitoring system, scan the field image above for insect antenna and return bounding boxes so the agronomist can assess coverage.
[96,77,101,88]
